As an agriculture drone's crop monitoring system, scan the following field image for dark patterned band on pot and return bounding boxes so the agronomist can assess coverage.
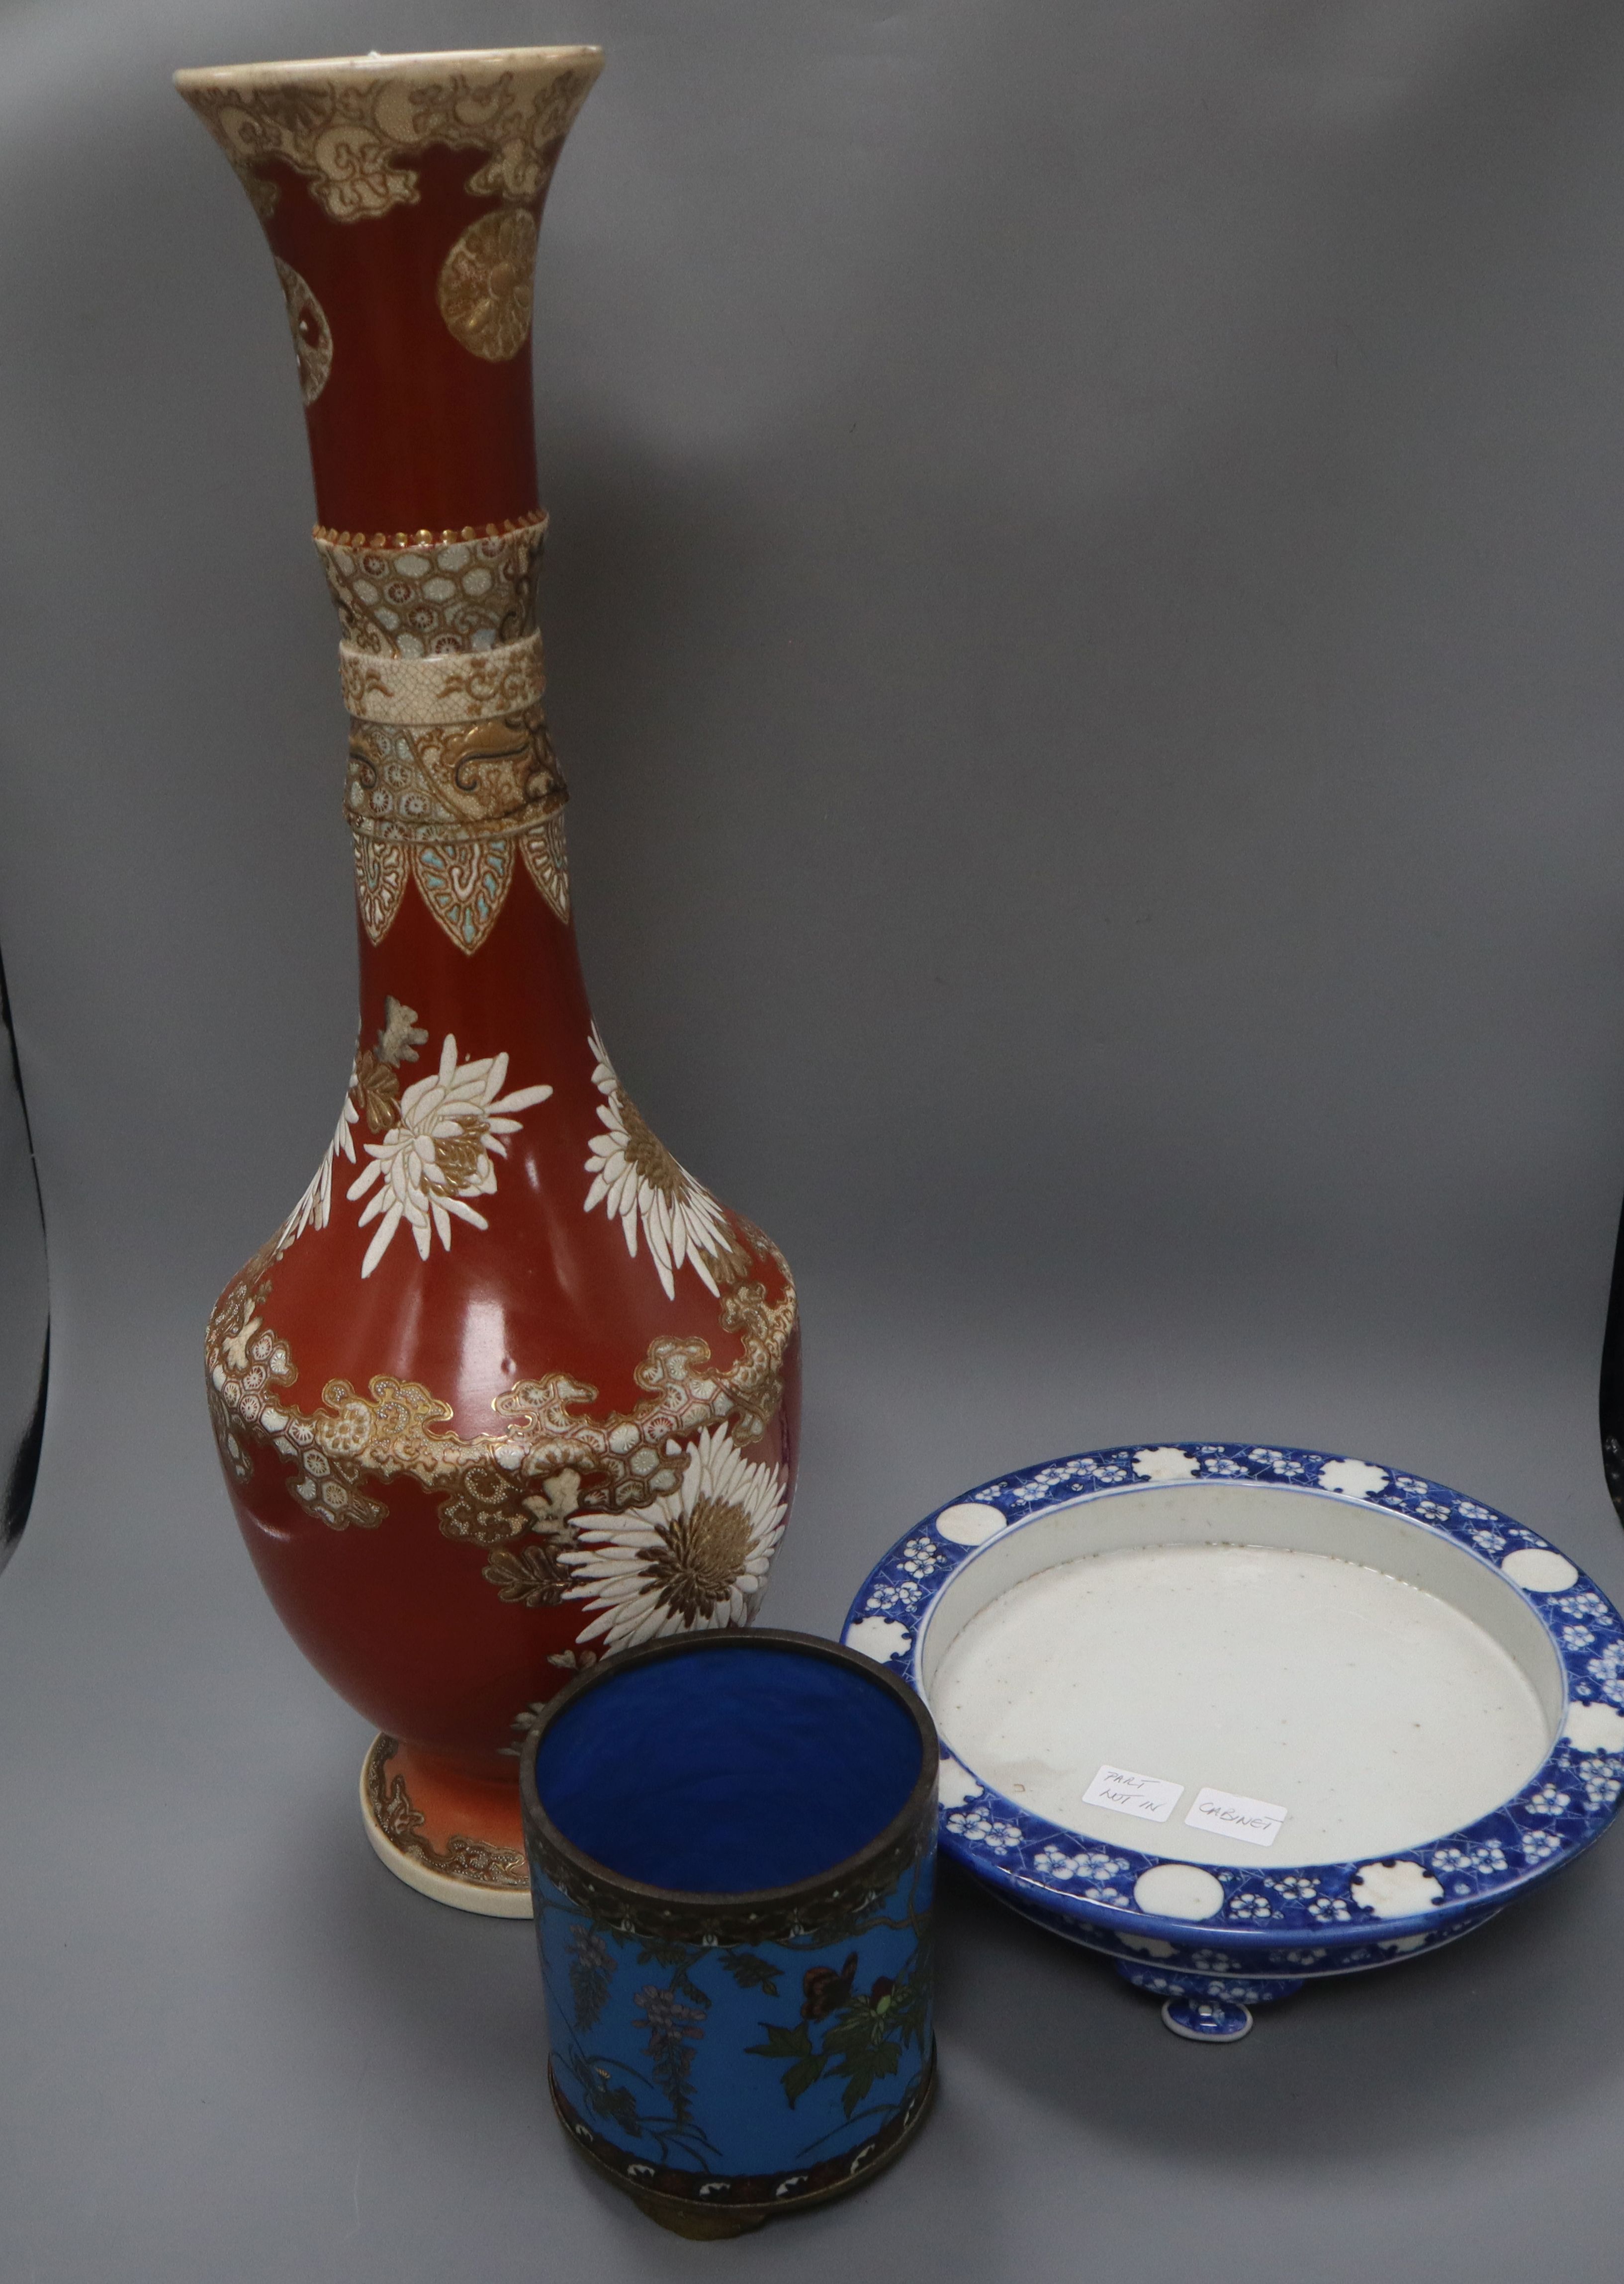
[526,1816,933,1951]
[550,2052,936,2217]
[519,1629,941,1951]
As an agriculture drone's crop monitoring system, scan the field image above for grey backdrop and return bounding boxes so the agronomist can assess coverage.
[2,0,1624,2275]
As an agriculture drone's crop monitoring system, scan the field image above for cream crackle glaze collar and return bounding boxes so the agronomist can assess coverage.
[323,520,570,949]
[174,48,604,221]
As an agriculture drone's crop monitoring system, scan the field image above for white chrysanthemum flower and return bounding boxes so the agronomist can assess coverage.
[347,1033,552,1278]
[560,1425,788,1652]
[582,1026,737,1300]
[281,1084,360,1248]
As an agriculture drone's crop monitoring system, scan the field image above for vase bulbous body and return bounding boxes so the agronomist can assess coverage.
[177,50,801,1914]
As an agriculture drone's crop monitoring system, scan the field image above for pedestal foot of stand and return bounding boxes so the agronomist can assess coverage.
[1114,1958,1303,2040]
[1161,1993,1254,2042]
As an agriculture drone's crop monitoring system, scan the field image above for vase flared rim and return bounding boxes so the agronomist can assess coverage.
[174,47,603,94]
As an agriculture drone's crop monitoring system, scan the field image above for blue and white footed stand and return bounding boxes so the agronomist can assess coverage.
[844,1443,1624,2041]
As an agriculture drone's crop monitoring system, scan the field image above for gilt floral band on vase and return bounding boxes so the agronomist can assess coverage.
[520,1629,938,2236]
[843,1442,1624,2042]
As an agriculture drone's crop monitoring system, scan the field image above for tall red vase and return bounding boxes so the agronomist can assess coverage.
[177,50,800,1915]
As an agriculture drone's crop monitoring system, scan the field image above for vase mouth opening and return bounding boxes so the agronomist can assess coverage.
[174,46,604,92]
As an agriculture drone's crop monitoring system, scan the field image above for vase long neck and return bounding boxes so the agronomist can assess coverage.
[175,47,602,533]
[259,142,544,533]
[176,49,604,999]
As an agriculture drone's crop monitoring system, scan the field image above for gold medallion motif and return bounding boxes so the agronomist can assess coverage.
[438,207,540,362]
[272,259,332,404]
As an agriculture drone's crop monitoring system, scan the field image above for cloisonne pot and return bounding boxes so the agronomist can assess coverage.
[521,1631,937,2237]
[177,51,800,1915]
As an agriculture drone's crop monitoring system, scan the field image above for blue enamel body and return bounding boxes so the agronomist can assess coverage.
[521,1630,937,2214]
[531,1850,932,2186]
[842,1442,1624,2029]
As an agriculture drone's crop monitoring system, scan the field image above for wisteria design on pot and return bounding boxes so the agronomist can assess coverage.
[542,1932,724,2171]
[536,1903,932,2183]
[584,1026,744,1300]
[562,1424,789,1652]
[635,1981,711,2125]
[845,1440,1624,2041]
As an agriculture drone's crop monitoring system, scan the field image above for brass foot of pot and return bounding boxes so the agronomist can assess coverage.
[630,2193,766,2238]
[553,2051,936,2231]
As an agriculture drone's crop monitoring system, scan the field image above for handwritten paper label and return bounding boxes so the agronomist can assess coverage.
[1183,1786,1287,1848]
[1082,1764,1183,1824]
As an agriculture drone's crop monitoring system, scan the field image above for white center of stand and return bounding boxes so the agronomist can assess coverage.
[931,1541,1553,1867]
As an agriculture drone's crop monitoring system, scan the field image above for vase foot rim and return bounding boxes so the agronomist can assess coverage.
[359,1736,534,1919]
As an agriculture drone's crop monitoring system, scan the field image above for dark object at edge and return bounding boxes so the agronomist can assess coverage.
[0,946,47,1556]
